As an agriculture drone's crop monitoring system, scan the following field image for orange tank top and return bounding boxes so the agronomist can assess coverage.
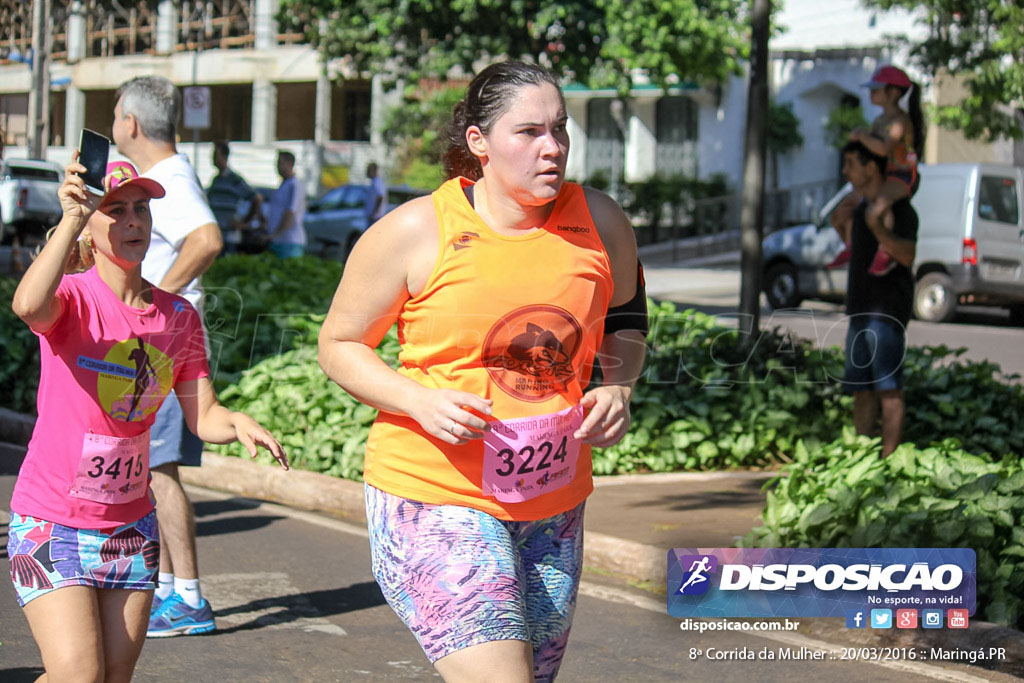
[363,178,614,520]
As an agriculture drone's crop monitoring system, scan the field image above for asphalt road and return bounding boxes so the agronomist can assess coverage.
[644,264,1024,379]
[1,466,1015,683]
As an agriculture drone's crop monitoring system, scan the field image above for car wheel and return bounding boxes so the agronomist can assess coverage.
[913,272,956,323]
[1008,304,1024,327]
[764,262,802,310]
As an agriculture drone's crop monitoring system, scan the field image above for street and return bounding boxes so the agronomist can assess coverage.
[643,263,1024,379]
[1,463,1016,683]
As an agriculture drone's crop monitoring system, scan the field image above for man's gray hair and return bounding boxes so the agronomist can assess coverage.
[115,76,180,145]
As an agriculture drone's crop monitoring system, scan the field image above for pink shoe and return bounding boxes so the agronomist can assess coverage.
[868,248,896,276]
[827,245,851,269]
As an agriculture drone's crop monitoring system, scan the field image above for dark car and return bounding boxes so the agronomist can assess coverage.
[303,183,427,259]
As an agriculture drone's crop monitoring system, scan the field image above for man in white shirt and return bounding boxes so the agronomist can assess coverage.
[111,76,222,637]
[266,150,306,258]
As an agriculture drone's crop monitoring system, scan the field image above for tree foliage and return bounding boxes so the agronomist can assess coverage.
[865,0,1024,140]
[277,0,749,91]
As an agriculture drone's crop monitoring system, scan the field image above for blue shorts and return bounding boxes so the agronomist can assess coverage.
[150,392,204,468]
[844,314,907,393]
[7,511,159,607]
[365,485,584,681]
[269,242,304,258]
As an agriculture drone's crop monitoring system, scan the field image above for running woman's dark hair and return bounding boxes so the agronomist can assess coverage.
[888,81,929,162]
[443,61,563,181]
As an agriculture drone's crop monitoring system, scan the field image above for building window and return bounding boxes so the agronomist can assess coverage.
[275,82,316,141]
[655,96,698,177]
[331,81,371,142]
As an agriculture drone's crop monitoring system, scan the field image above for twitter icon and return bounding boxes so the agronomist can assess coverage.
[870,609,893,629]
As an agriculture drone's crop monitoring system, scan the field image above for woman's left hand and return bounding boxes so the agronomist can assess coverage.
[574,385,632,447]
[231,412,289,470]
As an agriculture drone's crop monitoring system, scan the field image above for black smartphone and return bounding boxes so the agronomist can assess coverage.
[79,128,110,196]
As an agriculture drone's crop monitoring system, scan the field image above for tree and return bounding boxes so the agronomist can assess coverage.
[865,0,1024,141]
[383,84,466,189]
[277,0,749,91]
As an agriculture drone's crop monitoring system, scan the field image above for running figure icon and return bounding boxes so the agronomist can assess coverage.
[679,556,712,593]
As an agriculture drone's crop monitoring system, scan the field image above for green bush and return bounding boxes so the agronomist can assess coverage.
[0,276,41,414]
[592,300,849,474]
[744,433,1024,628]
[209,328,401,479]
[202,253,343,391]
[902,345,1024,458]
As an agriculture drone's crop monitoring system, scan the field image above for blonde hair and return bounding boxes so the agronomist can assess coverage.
[36,225,95,273]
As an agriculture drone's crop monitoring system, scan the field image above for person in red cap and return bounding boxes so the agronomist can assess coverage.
[829,64,924,275]
[8,157,289,681]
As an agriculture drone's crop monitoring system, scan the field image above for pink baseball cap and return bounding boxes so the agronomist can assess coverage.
[862,65,912,89]
[100,161,165,204]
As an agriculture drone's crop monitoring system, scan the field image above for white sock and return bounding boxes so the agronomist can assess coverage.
[174,577,203,608]
[155,572,174,600]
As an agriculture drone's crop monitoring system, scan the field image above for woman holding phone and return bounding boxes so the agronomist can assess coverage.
[8,156,288,681]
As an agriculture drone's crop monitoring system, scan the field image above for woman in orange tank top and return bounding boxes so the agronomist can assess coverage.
[319,61,646,681]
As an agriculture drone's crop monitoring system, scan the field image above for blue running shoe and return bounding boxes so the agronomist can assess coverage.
[150,591,168,615]
[147,592,216,637]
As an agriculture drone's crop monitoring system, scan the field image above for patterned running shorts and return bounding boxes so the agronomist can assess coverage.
[365,484,585,682]
[7,511,160,607]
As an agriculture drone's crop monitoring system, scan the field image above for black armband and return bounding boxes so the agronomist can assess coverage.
[604,261,649,337]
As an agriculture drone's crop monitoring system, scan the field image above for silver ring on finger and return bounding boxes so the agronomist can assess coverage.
[449,419,459,435]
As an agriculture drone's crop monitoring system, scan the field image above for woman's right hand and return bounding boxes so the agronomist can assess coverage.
[58,151,101,224]
[408,388,493,445]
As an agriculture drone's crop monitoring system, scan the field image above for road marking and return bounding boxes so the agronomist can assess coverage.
[577,582,991,683]
[203,571,347,637]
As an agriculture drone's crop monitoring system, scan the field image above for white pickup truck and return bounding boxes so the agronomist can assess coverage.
[0,158,63,245]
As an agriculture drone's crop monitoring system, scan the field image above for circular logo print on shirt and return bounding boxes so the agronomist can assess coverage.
[92,338,174,422]
[482,305,583,402]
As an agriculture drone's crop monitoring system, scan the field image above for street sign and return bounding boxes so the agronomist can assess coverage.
[183,86,211,130]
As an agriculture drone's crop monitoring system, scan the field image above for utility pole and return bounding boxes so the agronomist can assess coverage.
[27,0,51,159]
[737,0,771,344]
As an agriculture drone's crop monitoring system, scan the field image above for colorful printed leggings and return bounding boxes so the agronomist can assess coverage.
[365,485,585,682]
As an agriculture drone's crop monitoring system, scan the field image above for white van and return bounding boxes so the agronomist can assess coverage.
[761,163,1024,324]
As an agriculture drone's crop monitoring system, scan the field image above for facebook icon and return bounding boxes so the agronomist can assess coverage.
[845,609,866,629]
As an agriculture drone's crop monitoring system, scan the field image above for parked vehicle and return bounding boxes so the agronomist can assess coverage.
[303,183,427,259]
[0,158,63,245]
[762,163,1024,324]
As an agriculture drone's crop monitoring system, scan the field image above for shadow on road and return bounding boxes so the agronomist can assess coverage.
[212,582,387,635]
[196,514,286,538]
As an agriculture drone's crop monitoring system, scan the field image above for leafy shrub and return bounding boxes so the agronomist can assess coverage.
[202,253,343,391]
[208,328,401,479]
[902,345,1024,458]
[592,300,849,474]
[744,433,1024,628]
[0,276,40,414]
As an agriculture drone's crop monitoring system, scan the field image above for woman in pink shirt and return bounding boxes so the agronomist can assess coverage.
[8,156,289,682]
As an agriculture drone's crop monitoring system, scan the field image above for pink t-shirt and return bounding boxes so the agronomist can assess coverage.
[10,268,210,529]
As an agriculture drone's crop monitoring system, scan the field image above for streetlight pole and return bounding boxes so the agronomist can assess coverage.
[27,0,51,159]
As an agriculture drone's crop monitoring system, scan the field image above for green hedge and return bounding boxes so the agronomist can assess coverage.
[203,253,344,391]
[0,277,41,414]
[210,297,1024,479]
[744,433,1024,629]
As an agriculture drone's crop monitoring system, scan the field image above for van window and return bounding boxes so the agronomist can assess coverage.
[977,176,1019,225]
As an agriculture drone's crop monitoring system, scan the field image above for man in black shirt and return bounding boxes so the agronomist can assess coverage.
[832,140,918,456]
